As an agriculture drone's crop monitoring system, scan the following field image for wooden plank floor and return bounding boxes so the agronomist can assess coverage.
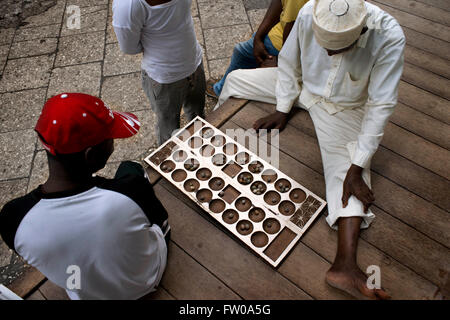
[25,0,449,300]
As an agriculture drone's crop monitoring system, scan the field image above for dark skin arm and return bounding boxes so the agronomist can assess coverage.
[260,21,296,68]
[254,0,283,65]
[342,164,375,213]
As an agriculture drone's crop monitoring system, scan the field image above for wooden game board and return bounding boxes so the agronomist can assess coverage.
[145,116,326,267]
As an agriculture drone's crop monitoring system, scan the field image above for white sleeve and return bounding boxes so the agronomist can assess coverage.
[352,30,406,168]
[112,0,145,55]
[275,13,303,114]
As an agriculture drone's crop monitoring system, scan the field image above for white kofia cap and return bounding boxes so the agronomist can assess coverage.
[312,0,367,50]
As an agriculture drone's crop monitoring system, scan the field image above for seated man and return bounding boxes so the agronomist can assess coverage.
[208,0,308,97]
[0,93,169,300]
[216,0,405,299]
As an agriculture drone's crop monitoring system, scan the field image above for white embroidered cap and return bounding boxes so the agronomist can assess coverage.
[312,0,367,50]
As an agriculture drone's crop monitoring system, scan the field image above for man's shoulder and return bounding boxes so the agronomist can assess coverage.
[0,191,40,250]
[366,2,405,42]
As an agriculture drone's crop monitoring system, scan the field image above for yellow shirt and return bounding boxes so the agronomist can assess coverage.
[268,0,308,51]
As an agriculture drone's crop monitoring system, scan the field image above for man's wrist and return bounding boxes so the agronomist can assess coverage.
[348,164,363,175]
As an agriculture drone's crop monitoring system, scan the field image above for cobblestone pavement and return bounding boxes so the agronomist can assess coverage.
[0,0,270,286]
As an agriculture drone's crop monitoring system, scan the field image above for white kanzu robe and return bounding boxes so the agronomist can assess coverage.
[217,1,405,229]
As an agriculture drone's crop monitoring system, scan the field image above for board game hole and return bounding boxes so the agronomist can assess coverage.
[212,153,227,166]
[184,158,200,171]
[278,200,295,216]
[223,143,238,155]
[249,208,265,223]
[237,172,253,185]
[172,150,188,162]
[171,169,187,182]
[263,218,281,234]
[248,161,264,174]
[196,189,213,203]
[149,141,178,165]
[251,232,269,248]
[219,185,241,204]
[222,161,242,178]
[236,220,253,235]
[250,181,266,195]
[201,127,214,139]
[209,199,226,213]
[177,120,204,141]
[188,136,203,149]
[222,209,239,224]
[208,177,225,191]
[235,152,250,165]
[290,188,307,203]
[235,197,252,212]
[160,160,175,173]
[196,168,212,181]
[183,179,200,193]
[200,144,215,157]
[211,135,225,147]
[264,190,281,206]
[261,169,277,183]
[275,178,291,193]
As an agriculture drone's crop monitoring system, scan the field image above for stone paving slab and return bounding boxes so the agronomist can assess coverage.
[198,0,248,29]
[103,43,142,76]
[55,31,104,66]
[0,55,54,93]
[0,45,9,75]
[204,24,253,60]
[47,62,102,97]
[27,150,47,193]
[101,72,148,113]
[60,5,107,37]
[15,23,60,42]
[22,0,66,29]
[9,38,58,59]
[0,88,47,133]
[0,129,36,180]
[0,28,15,46]
[247,8,266,32]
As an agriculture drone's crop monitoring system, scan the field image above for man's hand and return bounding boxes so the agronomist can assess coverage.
[253,111,289,131]
[342,164,375,213]
[253,37,272,66]
[260,56,278,68]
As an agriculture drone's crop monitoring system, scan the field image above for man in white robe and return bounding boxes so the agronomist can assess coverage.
[216,0,405,299]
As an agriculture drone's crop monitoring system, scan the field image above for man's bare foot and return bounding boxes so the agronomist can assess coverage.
[326,264,391,300]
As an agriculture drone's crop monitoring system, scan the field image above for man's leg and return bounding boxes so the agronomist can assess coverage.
[308,104,389,299]
[215,67,278,109]
[183,62,206,121]
[142,70,184,145]
[213,34,278,96]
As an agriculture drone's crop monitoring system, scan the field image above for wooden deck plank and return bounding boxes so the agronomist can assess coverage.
[390,103,450,150]
[249,103,450,246]
[25,289,46,300]
[404,46,450,79]
[6,267,45,298]
[412,0,450,12]
[374,2,450,41]
[372,0,450,26]
[402,63,450,100]
[38,280,69,300]
[253,102,450,210]
[141,287,176,300]
[229,103,449,284]
[221,120,440,299]
[402,27,450,61]
[398,81,450,124]
[154,182,314,300]
[159,241,241,300]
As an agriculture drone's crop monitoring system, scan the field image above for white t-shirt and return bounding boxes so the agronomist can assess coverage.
[113,0,203,83]
[0,176,169,300]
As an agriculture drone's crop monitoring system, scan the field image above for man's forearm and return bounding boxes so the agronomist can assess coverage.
[282,21,295,44]
[255,0,283,41]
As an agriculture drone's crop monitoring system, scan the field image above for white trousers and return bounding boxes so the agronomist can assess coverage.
[217,68,375,229]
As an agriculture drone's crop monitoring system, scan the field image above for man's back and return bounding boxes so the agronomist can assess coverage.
[0,175,167,300]
[113,0,203,83]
